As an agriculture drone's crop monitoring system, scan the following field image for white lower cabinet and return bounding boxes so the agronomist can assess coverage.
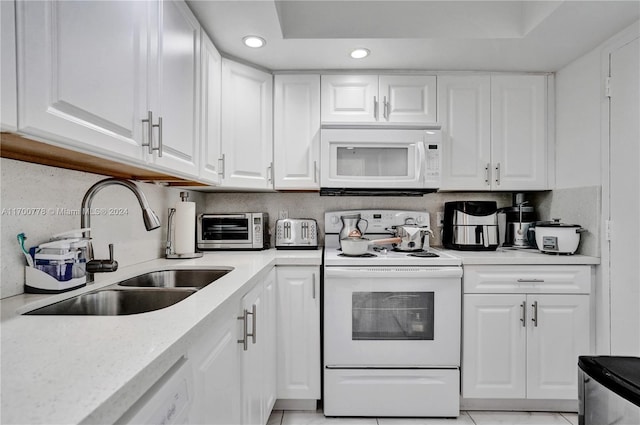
[240,269,276,425]
[276,266,321,402]
[189,301,242,425]
[462,265,591,401]
[190,268,276,425]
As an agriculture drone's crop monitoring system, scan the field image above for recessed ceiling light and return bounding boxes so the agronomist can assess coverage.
[350,48,370,59]
[243,36,266,48]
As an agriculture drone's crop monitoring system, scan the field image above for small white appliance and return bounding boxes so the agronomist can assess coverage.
[323,209,463,418]
[320,125,441,193]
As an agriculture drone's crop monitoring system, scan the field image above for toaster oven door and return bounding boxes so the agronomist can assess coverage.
[198,215,253,247]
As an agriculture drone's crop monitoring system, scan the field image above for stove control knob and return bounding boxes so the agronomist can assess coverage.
[416,216,425,224]
[330,216,339,225]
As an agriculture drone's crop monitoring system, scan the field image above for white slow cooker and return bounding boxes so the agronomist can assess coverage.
[531,219,586,254]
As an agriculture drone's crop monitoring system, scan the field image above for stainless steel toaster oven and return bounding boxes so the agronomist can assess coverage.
[197,213,269,250]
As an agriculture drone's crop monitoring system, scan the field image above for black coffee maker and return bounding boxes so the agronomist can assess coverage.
[443,201,499,251]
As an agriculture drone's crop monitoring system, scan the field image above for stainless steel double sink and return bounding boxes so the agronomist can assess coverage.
[25,269,232,316]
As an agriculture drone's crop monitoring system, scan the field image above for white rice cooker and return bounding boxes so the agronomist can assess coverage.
[530,219,586,254]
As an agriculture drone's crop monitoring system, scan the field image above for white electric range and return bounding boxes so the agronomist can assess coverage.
[323,210,463,418]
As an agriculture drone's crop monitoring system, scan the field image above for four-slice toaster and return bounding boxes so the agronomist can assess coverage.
[275,218,318,249]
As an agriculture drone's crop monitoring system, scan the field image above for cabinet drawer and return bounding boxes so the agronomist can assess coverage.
[464,265,591,294]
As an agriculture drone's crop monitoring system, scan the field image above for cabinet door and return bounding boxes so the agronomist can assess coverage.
[379,75,436,123]
[199,30,222,184]
[262,269,277,417]
[274,75,320,190]
[463,294,526,398]
[152,0,200,177]
[240,281,264,425]
[276,266,321,400]
[321,75,378,122]
[17,0,149,161]
[438,75,491,190]
[527,294,590,400]
[221,59,273,189]
[189,303,241,425]
[491,75,547,190]
[1,0,17,131]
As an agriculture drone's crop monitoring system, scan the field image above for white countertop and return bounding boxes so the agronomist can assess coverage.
[1,249,322,425]
[441,247,600,265]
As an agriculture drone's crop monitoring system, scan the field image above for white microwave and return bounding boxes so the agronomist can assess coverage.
[320,125,441,192]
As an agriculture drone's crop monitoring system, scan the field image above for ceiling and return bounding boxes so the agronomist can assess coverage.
[186,0,640,72]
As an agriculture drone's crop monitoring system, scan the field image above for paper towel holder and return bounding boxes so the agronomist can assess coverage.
[166,207,203,259]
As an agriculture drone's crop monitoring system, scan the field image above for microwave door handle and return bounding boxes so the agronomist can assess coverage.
[417,141,426,183]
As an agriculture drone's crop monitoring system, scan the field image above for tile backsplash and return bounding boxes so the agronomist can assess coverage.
[204,191,513,246]
[0,158,205,299]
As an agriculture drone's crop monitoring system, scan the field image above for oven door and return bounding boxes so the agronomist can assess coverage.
[324,266,462,367]
[198,214,253,246]
[320,129,439,189]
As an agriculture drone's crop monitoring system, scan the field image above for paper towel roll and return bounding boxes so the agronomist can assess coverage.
[174,201,196,254]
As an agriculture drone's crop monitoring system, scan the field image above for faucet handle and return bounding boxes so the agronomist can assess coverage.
[86,243,119,273]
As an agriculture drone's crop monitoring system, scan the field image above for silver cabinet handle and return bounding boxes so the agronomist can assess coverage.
[237,304,257,350]
[531,301,538,327]
[142,111,154,154]
[218,154,225,179]
[517,278,545,283]
[142,111,162,157]
[383,96,389,120]
[520,302,526,327]
[238,309,249,351]
[250,304,257,344]
[495,163,501,186]
[155,116,163,158]
[267,162,273,185]
[313,161,318,183]
[485,163,491,185]
[312,273,316,299]
[374,96,378,120]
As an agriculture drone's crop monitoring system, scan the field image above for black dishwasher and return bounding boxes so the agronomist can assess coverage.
[578,356,640,425]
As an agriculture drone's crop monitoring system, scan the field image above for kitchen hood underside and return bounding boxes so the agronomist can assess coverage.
[320,188,436,197]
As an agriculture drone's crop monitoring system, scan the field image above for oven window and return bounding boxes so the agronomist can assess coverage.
[201,217,250,241]
[336,147,409,177]
[352,292,434,340]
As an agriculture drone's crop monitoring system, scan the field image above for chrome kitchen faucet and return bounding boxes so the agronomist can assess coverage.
[80,178,161,282]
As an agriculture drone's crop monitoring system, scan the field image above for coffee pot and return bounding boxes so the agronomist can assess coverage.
[339,214,368,247]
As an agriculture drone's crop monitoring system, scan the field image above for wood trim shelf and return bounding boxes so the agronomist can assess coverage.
[0,132,207,186]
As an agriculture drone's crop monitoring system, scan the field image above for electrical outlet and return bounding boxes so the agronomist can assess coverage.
[279,210,288,219]
[436,211,444,227]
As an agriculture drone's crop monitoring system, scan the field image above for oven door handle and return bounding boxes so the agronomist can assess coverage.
[324,267,462,279]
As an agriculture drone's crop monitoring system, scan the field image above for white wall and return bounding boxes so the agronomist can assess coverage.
[0,158,205,298]
[554,47,602,189]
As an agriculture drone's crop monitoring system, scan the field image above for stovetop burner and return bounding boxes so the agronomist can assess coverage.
[407,251,440,258]
[338,253,378,258]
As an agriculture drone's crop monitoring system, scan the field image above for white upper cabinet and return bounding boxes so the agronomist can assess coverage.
[438,75,492,190]
[221,59,274,189]
[439,74,548,191]
[273,75,320,190]
[1,0,17,132]
[151,0,200,177]
[378,75,437,123]
[321,74,436,123]
[491,75,547,191]
[16,0,150,162]
[199,30,222,185]
[16,0,202,178]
